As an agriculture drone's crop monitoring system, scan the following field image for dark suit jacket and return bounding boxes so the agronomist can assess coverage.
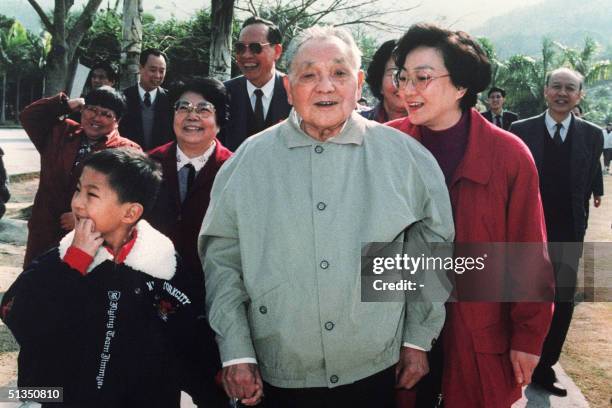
[221,72,292,151]
[119,85,173,150]
[510,113,603,242]
[482,110,519,131]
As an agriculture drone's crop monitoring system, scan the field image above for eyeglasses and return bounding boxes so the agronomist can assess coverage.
[235,42,271,55]
[392,69,451,91]
[82,105,116,120]
[174,100,216,117]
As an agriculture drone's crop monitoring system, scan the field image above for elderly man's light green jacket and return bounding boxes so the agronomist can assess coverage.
[199,111,454,388]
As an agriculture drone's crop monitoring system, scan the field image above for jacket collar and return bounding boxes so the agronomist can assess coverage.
[283,110,365,148]
[58,219,176,280]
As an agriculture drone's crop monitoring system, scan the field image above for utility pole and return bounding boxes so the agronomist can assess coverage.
[208,0,234,81]
[120,0,143,88]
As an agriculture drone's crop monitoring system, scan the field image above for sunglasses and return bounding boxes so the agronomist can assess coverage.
[235,42,271,55]
[174,100,216,117]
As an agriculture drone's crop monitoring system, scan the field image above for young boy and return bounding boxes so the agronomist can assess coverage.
[1,148,201,407]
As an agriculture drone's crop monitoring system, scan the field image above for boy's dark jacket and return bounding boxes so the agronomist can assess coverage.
[1,220,203,407]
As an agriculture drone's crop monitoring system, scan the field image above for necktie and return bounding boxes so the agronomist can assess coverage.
[494,115,502,128]
[144,92,151,107]
[254,89,265,132]
[180,163,195,203]
[553,123,563,146]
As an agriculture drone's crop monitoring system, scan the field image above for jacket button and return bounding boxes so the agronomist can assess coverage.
[315,145,324,154]
[134,287,141,295]
[317,202,327,211]
[324,321,334,331]
[320,260,329,269]
[154,294,160,300]
[330,375,339,384]
[259,306,268,314]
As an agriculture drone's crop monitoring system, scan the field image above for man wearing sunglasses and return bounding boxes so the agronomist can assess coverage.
[20,86,141,267]
[221,16,292,151]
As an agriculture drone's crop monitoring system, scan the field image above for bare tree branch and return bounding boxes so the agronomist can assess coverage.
[26,0,54,34]
[67,0,105,52]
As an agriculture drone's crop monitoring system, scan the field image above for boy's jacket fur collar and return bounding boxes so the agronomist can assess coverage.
[58,220,176,280]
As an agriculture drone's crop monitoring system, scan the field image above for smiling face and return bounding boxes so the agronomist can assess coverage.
[173,91,219,157]
[236,23,282,88]
[139,54,167,91]
[488,91,504,113]
[90,68,115,89]
[284,37,363,141]
[544,70,583,122]
[80,105,119,141]
[398,46,465,131]
[381,57,407,119]
[71,166,132,243]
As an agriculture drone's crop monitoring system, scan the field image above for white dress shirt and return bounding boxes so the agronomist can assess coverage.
[176,142,216,173]
[138,84,159,105]
[545,111,572,142]
[246,71,276,119]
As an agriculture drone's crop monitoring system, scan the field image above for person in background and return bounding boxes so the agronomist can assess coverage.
[88,61,118,90]
[388,23,554,408]
[147,78,232,406]
[360,39,407,122]
[221,16,292,151]
[120,48,173,150]
[0,147,9,219]
[571,104,583,118]
[603,122,612,174]
[510,68,603,397]
[481,87,518,131]
[20,87,140,267]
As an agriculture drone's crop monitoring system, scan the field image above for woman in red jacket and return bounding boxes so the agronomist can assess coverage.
[387,24,554,408]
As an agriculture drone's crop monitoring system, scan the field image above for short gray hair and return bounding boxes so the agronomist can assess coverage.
[284,26,362,73]
[545,67,585,90]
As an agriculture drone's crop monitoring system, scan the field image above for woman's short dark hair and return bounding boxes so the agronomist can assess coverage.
[169,77,229,127]
[366,40,397,102]
[393,23,491,111]
[90,61,119,83]
[84,86,127,120]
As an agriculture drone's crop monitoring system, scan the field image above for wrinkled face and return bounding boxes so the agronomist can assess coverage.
[284,37,363,139]
[381,57,406,115]
[80,105,119,141]
[488,91,504,112]
[173,91,219,153]
[544,71,582,118]
[398,46,465,131]
[90,68,114,89]
[72,167,129,239]
[139,54,167,91]
[236,23,282,88]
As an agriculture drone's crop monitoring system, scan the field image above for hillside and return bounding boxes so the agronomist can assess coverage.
[472,0,612,58]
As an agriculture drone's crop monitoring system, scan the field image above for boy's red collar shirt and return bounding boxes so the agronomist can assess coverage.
[63,230,138,275]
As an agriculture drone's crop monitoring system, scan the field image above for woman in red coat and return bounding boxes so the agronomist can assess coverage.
[387,24,554,407]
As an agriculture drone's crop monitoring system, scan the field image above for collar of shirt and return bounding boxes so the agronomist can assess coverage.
[545,110,572,141]
[176,141,216,173]
[285,109,362,148]
[246,71,276,116]
[138,84,159,105]
[104,228,138,264]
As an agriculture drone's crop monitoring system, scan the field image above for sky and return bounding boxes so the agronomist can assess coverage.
[5,0,546,33]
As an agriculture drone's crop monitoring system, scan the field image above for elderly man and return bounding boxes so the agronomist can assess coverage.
[200,26,453,407]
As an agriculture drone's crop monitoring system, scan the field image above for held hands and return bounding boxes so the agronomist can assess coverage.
[222,363,264,406]
[60,212,76,231]
[510,349,540,386]
[71,218,104,257]
[67,98,85,112]
[396,346,429,389]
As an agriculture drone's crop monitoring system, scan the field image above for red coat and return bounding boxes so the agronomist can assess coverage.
[388,109,554,407]
[21,94,141,267]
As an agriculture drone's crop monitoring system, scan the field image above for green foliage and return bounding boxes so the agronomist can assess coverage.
[78,9,122,67]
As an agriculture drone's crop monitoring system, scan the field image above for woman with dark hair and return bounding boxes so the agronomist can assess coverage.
[147,77,232,407]
[361,39,407,122]
[387,24,554,407]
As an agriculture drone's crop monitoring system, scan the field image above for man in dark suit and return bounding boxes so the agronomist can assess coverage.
[482,87,519,130]
[510,67,604,397]
[119,49,173,150]
[221,17,292,151]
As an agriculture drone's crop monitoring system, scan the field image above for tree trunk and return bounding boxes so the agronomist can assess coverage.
[44,45,70,96]
[208,0,234,81]
[1,72,6,123]
[120,0,143,89]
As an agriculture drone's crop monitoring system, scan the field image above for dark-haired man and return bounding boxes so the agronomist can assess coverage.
[120,49,173,150]
[482,87,518,130]
[221,17,292,151]
[510,67,604,397]
[20,87,141,267]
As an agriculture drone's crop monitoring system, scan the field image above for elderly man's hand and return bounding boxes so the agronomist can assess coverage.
[67,98,85,112]
[60,211,76,231]
[222,363,264,406]
[395,346,429,389]
[510,349,540,386]
[594,195,602,208]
